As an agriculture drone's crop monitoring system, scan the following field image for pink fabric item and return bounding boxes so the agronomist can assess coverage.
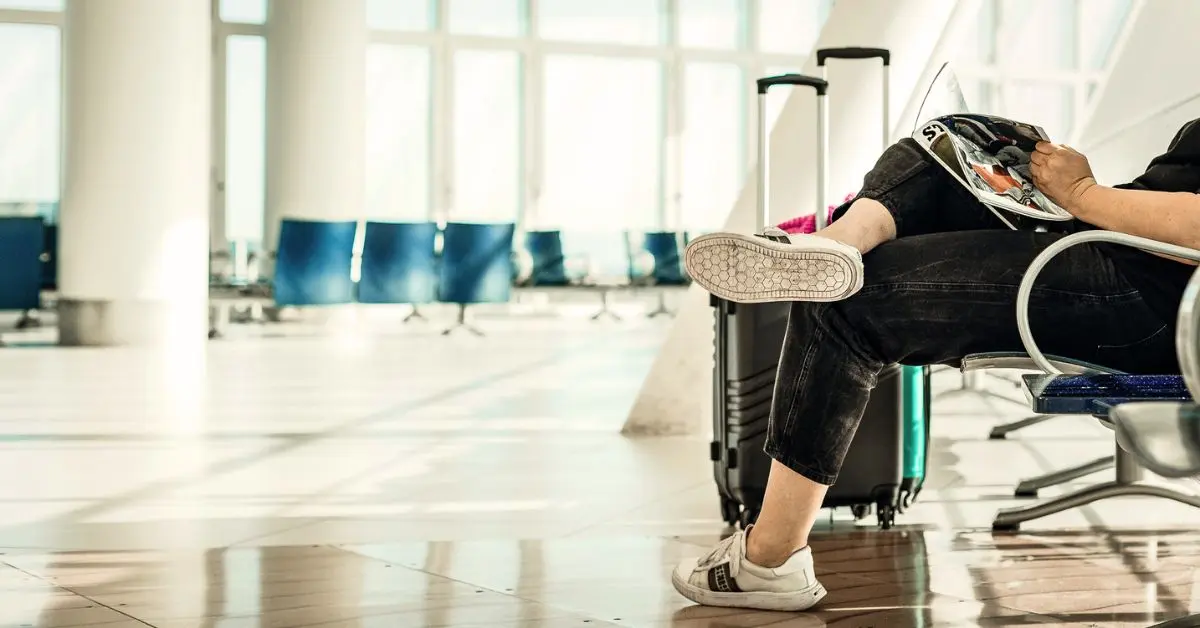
[776,193,857,234]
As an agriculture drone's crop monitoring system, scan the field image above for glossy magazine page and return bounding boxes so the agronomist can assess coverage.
[911,62,971,135]
[910,63,1073,223]
[914,114,1074,222]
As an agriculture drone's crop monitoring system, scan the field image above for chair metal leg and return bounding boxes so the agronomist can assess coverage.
[993,481,1200,531]
[1013,455,1114,497]
[989,414,1060,440]
[403,305,426,324]
[208,302,231,340]
[993,442,1200,531]
[646,292,673,318]
[591,290,622,321]
[442,304,483,337]
[15,309,41,329]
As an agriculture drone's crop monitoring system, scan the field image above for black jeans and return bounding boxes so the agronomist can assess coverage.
[765,138,1185,486]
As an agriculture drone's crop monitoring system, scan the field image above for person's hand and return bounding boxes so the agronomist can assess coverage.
[1030,142,1098,214]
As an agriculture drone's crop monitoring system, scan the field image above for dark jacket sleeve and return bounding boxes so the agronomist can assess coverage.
[1114,118,1200,193]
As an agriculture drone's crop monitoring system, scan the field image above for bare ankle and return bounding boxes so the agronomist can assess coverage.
[811,230,863,253]
[745,526,805,568]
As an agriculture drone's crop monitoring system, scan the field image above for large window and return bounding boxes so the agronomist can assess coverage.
[219,0,266,25]
[0,0,61,10]
[541,55,662,230]
[367,0,433,31]
[449,0,523,37]
[956,0,1133,142]
[224,35,266,242]
[200,1,825,248]
[0,23,60,205]
[452,50,521,223]
[758,0,832,55]
[539,0,664,46]
[678,0,740,50]
[365,44,431,221]
[681,63,743,231]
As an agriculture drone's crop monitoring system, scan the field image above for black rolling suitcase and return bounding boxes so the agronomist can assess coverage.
[711,48,922,531]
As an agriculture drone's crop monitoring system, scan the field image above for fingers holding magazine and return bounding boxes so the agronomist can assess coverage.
[1029,142,1098,215]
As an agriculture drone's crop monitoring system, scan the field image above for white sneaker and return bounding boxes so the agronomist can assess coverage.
[671,526,827,612]
[684,227,864,303]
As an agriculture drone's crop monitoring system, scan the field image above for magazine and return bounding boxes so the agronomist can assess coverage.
[909,64,1074,225]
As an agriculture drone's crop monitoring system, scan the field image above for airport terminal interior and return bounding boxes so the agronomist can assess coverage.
[3,0,1200,626]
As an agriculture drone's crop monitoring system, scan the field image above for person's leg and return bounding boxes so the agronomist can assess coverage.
[821,138,1028,250]
[673,229,1179,611]
[684,138,1045,303]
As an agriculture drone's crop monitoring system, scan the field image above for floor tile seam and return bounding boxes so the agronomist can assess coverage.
[321,545,616,624]
[839,553,1188,623]
[0,559,156,627]
[816,572,1064,625]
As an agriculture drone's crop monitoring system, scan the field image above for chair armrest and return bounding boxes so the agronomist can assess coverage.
[1111,401,1200,478]
[1177,268,1200,400]
[1017,231,1200,375]
[961,351,1119,374]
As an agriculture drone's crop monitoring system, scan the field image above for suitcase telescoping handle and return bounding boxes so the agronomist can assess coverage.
[817,48,892,228]
[816,47,891,66]
[755,74,828,233]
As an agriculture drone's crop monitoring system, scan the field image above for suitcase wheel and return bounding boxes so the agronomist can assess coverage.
[876,503,896,530]
[850,504,871,520]
[719,496,740,526]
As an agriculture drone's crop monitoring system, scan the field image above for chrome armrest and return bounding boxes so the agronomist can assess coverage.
[1177,267,1200,399]
[1017,231,1200,375]
[961,351,1118,375]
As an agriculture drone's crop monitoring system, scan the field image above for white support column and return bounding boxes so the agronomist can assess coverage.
[622,0,957,436]
[522,0,543,230]
[662,0,682,231]
[431,0,452,225]
[742,0,760,179]
[210,0,228,255]
[58,0,211,347]
[263,0,367,255]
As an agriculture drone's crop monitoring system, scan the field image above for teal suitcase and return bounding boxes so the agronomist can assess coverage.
[900,365,932,510]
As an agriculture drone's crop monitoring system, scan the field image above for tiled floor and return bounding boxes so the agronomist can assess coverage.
[2,307,1200,627]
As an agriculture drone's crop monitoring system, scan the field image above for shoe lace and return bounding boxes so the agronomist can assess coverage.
[696,531,744,579]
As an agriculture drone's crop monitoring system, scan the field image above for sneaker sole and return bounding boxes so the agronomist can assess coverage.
[670,569,828,612]
[684,233,862,304]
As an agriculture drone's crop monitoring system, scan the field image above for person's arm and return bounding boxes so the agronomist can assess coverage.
[1031,142,1200,262]
[1070,183,1200,253]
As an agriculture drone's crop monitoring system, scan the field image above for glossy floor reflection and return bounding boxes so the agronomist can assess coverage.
[2,311,1200,626]
[5,530,1200,627]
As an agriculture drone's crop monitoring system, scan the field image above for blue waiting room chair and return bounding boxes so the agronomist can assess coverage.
[561,231,635,321]
[358,221,439,323]
[438,222,516,336]
[1106,261,1200,628]
[640,231,688,285]
[637,231,689,318]
[8,221,57,331]
[519,230,572,287]
[967,230,1200,532]
[40,223,57,292]
[272,219,357,307]
[0,218,46,328]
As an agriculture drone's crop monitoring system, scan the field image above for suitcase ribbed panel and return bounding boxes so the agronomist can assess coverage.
[726,365,775,424]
